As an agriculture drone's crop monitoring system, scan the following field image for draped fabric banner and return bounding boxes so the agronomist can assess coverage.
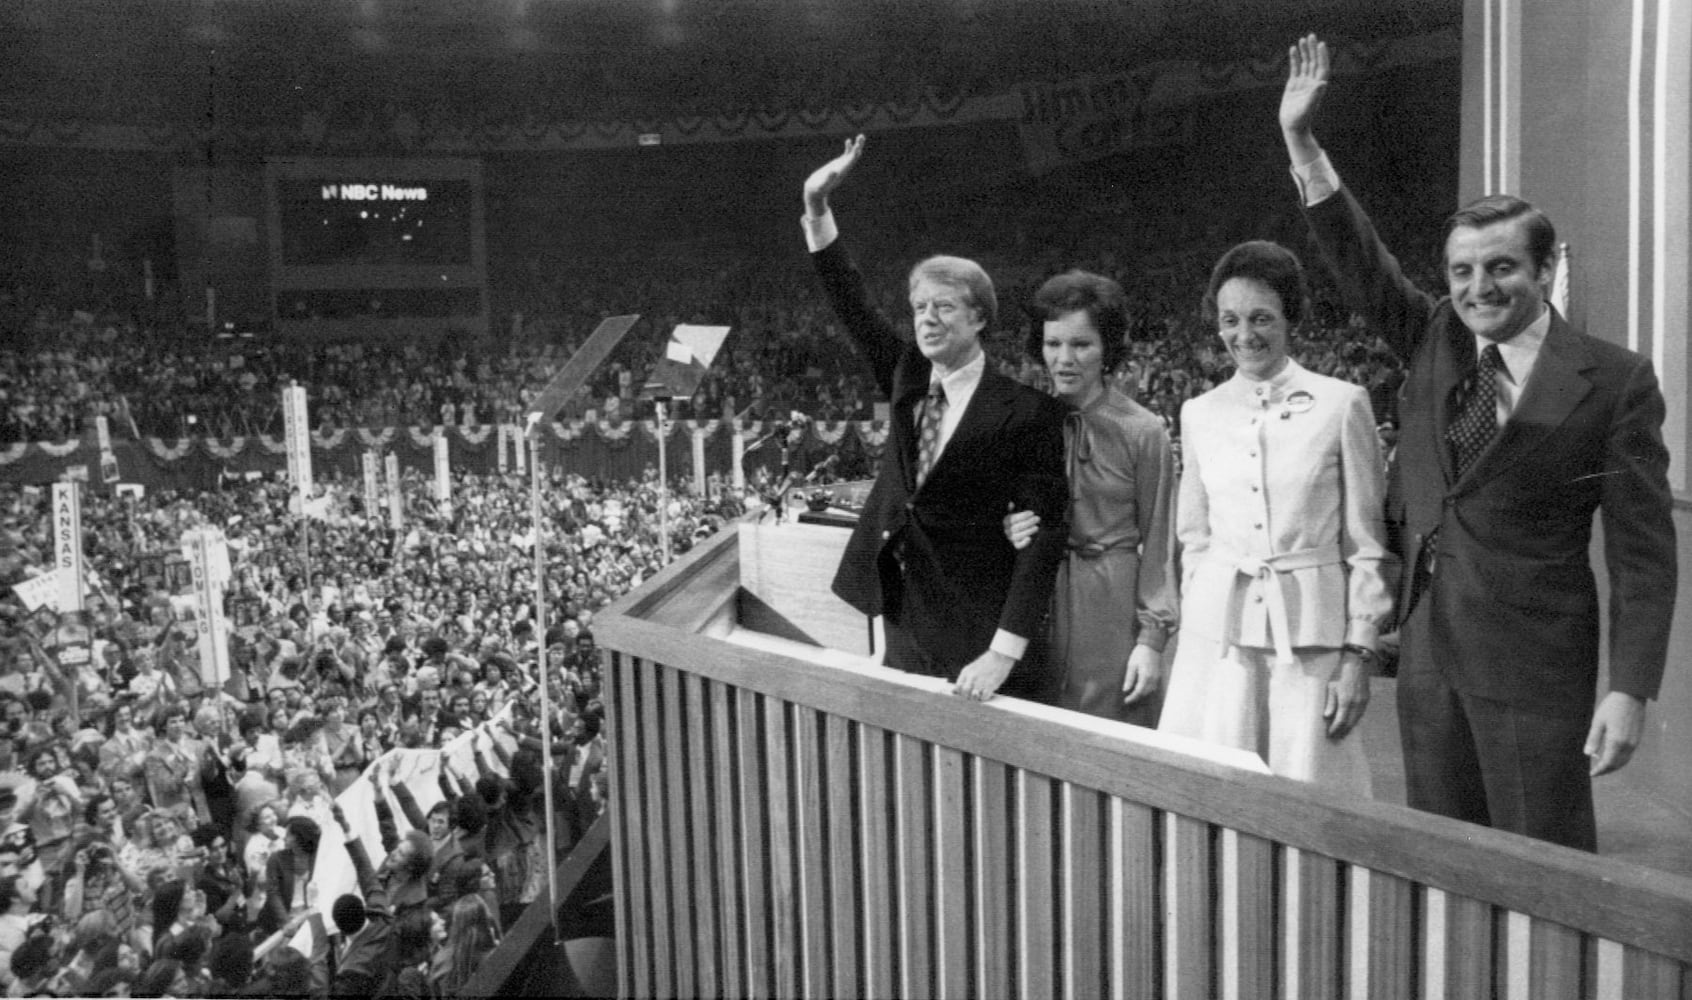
[0,419,888,491]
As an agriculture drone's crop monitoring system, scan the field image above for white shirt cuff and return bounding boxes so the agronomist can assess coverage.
[1289,150,1341,207]
[802,209,839,253]
[990,629,1027,662]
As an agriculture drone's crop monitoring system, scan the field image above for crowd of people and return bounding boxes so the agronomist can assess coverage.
[1,119,1446,450]
[0,460,745,996]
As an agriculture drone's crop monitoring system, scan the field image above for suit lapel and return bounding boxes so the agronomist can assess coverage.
[1454,313,1594,491]
[1429,314,1471,486]
[922,369,1009,489]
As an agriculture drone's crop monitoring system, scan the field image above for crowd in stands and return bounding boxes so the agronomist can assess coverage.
[0,244,1422,452]
[0,461,745,996]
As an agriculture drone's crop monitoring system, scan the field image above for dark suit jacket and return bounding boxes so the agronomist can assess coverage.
[812,238,1070,684]
[1305,187,1676,716]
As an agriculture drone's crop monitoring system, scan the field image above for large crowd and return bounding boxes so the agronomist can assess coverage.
[0,108,1461,1000]
[0,461,745,997]
[0,136,1447,448]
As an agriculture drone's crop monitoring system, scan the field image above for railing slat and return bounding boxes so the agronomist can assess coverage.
[1427,890,1494,1000]
[860,725,896,999]
[974,758,1013,998]
[1286,846,1341,1000]
[683,673,718,996]
[935,745,971,998]
[1063,783,1104,1000]
[765,698,800,998]
[1346,865,1414,1000]
[896,734,934,997]
[826,715,860,999]
[609,651,644,999]
[736,688,771,998]
[795,708,830,998]
[1164,812,1213,1000]
[1019,769,1058,998]
[640,658,674,998]
[1612,942,1684,999]
[1503,912,1582,1000]
[1108,798,1157,1000]
[660,665,696,999]
[709,678,744,999]
[1220,829,1275,1000]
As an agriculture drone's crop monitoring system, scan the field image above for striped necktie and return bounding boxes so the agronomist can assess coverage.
[914,380,947,488]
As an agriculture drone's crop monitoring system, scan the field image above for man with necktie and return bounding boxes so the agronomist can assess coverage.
[1280,35,1676,849]
[801,135,1070,703]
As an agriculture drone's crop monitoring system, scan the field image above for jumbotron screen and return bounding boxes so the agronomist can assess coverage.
[276,178,474,267]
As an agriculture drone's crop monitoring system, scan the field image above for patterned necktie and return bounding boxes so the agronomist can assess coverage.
[1447,343,1504,476]
[914,380,947,488]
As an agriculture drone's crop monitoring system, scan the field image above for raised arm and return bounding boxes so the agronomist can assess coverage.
[801,135,903,395]
[1283,33,1437,357]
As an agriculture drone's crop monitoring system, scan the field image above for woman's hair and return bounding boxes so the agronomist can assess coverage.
[73,912,119,954]
[83,792,113,826]
[397,829,433,881]
[281,715,325,746]
[206,929,254,988]
[164,926,210,970]
[1201,240,1310,329]
[391,905,435,961]
[152,704,187,735]
[0,875,23,911]
[446,894,500,991]
[151,878,186,931]
[247,802,279,834]
[1025,269,1131,372]
[284,815,322,856]
[134,958,184,998]
[261,945,313,996]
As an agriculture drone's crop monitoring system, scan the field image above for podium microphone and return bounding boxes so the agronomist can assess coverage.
[804,454,840,483]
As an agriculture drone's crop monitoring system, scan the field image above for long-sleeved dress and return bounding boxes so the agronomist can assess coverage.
[1158,359,1393,793]
[1051,387,1179,724]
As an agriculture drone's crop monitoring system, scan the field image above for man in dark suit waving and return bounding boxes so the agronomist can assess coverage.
[802,135,1070,703]
[1280,35,1676,849]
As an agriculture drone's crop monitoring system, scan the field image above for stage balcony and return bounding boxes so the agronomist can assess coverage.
[500,516,1692,999]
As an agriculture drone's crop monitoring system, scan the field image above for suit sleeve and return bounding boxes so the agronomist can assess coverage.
[1303,186,1441,361]
[1599,355,1677,700]
[1175,398,1211,590]
[1336,386,1395,649]
[1132,419,1180,652]
[996,397,1070,640]
[811,239,906,399]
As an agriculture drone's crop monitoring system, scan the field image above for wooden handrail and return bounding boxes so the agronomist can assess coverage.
[596,522,1692,997]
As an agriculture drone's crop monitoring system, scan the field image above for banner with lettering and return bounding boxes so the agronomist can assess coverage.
[51,482,85,611]
[1014,72,1189,174]
[282,385,314,512]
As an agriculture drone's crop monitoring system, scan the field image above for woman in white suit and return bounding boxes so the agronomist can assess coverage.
[1157,241,1393,794]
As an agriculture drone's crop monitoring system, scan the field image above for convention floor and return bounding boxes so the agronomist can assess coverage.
[1360,678,1692,878]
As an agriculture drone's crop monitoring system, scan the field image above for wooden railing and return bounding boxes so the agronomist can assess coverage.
[595,523,1692,999]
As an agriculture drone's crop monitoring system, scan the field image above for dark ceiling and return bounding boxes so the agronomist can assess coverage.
[3,0,1463,125]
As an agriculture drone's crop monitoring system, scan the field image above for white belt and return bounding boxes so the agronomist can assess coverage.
[1215,544,1343,667]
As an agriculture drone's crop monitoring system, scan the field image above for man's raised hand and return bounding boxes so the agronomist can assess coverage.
[803,134,866,217]
[1279,34,1330,144]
